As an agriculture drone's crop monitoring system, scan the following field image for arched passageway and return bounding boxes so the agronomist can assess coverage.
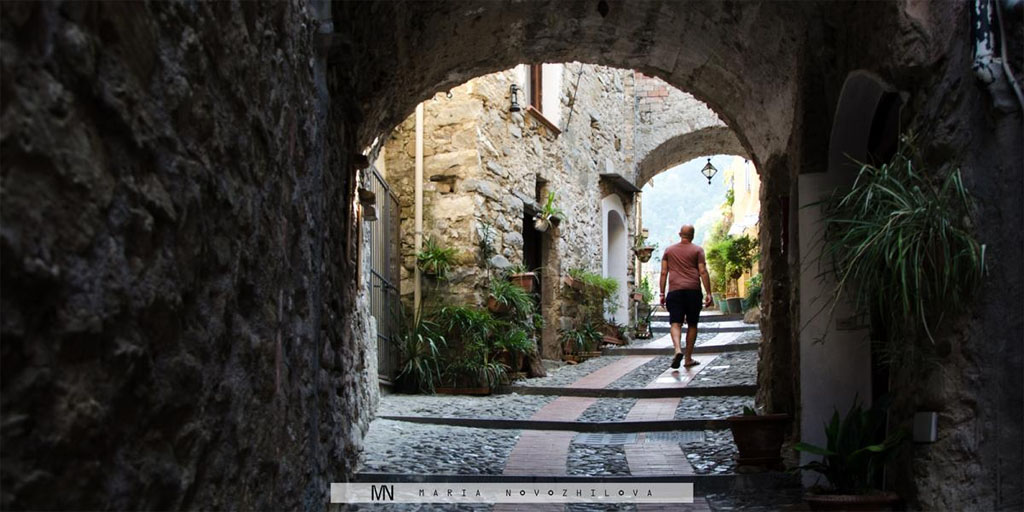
[3,1,1020,510]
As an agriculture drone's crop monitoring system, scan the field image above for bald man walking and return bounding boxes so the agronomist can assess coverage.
[659,225,714,369]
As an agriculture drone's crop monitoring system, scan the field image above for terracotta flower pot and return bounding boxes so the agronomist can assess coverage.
[510,272,537,293]
[487,295,510,314]
[803,491,900,511]
[726,413,790,468]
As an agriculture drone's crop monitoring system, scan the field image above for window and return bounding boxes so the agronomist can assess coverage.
[520,63,562,134]
[529,64,543,113]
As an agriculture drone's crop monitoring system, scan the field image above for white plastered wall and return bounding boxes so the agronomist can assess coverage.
[602,194,629,325]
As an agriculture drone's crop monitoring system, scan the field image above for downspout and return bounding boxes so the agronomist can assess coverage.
[414,103,424,317]
[972,0,1023,112]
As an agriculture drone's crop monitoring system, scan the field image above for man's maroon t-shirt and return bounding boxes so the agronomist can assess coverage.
[663,241,706,292]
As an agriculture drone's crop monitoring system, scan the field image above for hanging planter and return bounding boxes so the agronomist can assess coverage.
[634,246,655,263]
[632,233,658,263]
[533,215,550,232]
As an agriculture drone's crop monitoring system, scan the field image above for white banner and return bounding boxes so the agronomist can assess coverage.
[330,482,694,504]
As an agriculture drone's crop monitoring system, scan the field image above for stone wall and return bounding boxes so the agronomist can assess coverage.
[1,1,376,509]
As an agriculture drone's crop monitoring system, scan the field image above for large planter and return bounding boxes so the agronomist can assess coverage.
[634,246,655,263]
[803,492,900,511]
[726,413,790,468]
[510,272,537,293]
[719,299,730,313]
[726,297,743,314]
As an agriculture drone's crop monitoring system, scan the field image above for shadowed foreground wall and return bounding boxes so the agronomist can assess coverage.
[0,2,374,509]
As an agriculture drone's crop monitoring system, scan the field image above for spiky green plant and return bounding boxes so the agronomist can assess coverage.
[819,136,985,353]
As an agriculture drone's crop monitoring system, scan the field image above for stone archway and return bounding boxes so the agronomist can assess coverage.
[7,1,1018,510]
[601,195,629,325]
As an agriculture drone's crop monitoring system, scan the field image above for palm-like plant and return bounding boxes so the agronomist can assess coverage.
[819,135,985,357]
[396,315,445,393]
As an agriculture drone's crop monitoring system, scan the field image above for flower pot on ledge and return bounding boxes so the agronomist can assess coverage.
[510,272,537,293]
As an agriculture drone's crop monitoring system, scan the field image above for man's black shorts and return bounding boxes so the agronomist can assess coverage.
[666,289,702,326]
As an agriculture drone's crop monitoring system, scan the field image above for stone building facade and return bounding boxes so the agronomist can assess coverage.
[378,64,650,359]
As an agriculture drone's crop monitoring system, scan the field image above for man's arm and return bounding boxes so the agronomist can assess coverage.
[659,259,669,305]
[698,262,713,305]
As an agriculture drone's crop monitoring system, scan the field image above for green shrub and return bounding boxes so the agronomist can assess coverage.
[745,273,762,308]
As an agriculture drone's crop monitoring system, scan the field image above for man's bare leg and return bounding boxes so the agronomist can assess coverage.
[684,324,698,365]
[669,322,684,368]
[670,322,683,355]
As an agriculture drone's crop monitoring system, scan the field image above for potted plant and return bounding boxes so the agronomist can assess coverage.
[494,327,535,375]
[507,263,538,293]
[532,191,566,232]
[431,306,504,394]
[726,406,790,469]
[794,399,907,511]
[558,324,601,362]
[562,267,586,291]
[632,232,658,263]
[487,276,535,316]
[417,236,458,279]
[395,313,446,394]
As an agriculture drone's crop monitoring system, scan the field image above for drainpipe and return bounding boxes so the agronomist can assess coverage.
[414,103,424,317]
[972,0,1023,112]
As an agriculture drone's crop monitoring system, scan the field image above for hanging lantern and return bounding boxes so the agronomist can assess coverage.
[700,158,718,185]
[509,84,522,113]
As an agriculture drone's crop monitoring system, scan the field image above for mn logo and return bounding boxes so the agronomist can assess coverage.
[370,485,394,501]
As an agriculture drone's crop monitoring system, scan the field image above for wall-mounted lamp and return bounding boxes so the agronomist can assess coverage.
[509,84,522,112]
[700,158,718,185]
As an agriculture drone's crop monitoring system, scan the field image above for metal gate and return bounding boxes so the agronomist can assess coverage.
[367,170,401,384]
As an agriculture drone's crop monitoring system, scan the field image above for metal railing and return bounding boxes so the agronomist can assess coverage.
[366,170,401,384]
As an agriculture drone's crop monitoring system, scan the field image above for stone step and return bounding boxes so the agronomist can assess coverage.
[604,342,759,356]
[650,324,757,334]
[376,415,732,432]
[351,471,800,497]
[503,384,756,398]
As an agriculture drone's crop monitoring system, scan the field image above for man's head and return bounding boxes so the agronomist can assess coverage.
[679,225,695,241]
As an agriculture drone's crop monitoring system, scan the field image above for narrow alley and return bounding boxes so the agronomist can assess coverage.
[351,309,803,511]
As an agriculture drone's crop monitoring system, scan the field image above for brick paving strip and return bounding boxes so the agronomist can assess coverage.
[498,358,658,512]
[624,351,719,511]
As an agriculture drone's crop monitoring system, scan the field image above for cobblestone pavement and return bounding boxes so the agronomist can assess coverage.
[353,315,779,511]
[358,420,520,475]
[683,430,738,474]
[515,356,622,387]
[379,393,556,420]
[566,443,631,476]
[675,396,755,420]
[606,356,674,389]
[687,352,757,387]
[577,398,638,422]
